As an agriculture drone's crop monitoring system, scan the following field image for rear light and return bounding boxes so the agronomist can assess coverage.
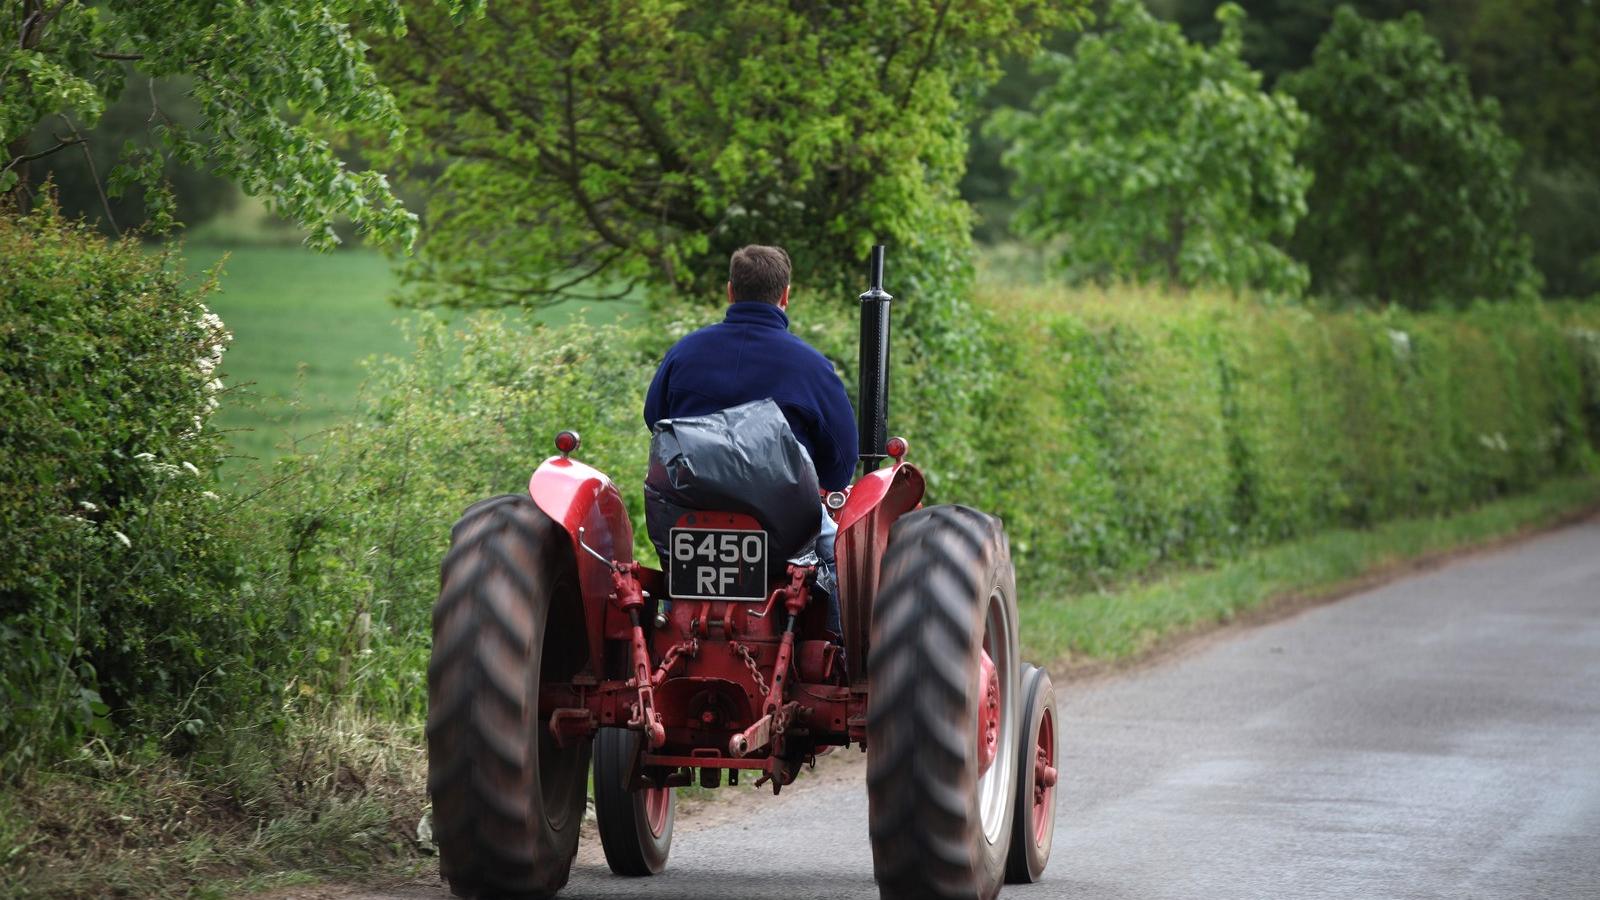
[554,430,581,457]
[885,436,908,462]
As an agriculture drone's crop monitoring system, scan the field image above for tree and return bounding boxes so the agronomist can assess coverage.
[370,0,1085,308]
[1281,7,1538,304]
[1148,0,1434,84]
[1,0,475,245]
[992,0,1311,295]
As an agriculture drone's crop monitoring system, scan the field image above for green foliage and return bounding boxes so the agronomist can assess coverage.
[1281,7,1538,305]
[237,283,1600,723]
[0,0,478,246]
[1147,1,1600,301]
[974,283,1600,591]
[993,1,1311,295]
[27,74,239,235]
[244,316,653,717]
[1447,0,1600,176]
[0,205,256,768]
[373,0,1085,308]
[1523,165,1600,299]
[1149,0,1432,84]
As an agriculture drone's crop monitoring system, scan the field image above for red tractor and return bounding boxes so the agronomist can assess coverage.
[426,247,1059,900]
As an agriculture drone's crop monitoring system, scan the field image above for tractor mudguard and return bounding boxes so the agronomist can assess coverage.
[835,461,925,692]
[529,455,638,678]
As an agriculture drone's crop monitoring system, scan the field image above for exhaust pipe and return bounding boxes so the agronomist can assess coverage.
[856,245,892,472]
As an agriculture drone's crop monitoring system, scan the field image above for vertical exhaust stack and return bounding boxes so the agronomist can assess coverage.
[857,245,892,472]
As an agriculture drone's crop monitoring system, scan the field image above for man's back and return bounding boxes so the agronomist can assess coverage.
[644,300,857,490]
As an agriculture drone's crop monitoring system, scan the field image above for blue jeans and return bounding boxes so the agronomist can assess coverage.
[816,502,840,635]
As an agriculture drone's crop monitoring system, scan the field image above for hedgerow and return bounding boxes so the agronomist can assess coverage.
[974,287,1600,590]
[233,287,1600,723]
[0,206,258,768]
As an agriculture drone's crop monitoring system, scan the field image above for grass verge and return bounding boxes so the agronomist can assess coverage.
[4,477,1595,898]
[1019,474,1600,666]
[0,711,431,899]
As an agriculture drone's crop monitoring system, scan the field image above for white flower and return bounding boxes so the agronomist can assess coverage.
[181,461,201,477]
[112,531,132,549]
[202,491,220,501]
[133,452,155,461]
[78,500,98,512]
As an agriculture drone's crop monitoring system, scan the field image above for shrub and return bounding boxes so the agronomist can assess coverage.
[1281,8,1539,305]
[973,285,1600,591]
[0,206,249,768]
[993,0,1310,295]
[244,315,654,718]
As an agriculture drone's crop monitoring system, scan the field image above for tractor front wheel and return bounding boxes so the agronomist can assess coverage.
[426,495,591,899]
[593,725,675,875]
[867,505,1021,900]
[1005,664,1058,884]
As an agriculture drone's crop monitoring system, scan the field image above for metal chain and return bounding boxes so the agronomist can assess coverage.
[735,643,769,696]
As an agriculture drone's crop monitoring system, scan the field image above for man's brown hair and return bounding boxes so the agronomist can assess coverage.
[729,245,791,305]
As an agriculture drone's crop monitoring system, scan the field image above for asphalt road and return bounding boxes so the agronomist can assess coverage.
[354,517,1600,900]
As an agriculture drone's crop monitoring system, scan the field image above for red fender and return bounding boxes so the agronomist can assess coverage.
[835,462,926,692]
[529,456,638,679]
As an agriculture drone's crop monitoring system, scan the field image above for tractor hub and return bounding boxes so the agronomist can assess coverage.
[977,649,1000,775]
[1033,704,1057,841]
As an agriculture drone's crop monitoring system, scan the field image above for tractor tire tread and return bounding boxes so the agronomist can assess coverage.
[427,494,587,899]
[867,504,1016,900]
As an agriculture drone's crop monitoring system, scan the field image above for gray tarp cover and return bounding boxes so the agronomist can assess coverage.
[644,399,822,567]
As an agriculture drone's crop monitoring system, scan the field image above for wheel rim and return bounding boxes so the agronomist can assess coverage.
[643,785,671,837]
[977,587,1017,845]
[1033,704,1056,844]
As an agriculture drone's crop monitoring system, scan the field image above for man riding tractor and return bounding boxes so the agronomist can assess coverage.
[644,244,853,636]
[425,244,1060,900]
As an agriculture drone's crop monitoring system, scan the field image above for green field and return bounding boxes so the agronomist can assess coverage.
[185,244,639,478]
[185,245,412,472]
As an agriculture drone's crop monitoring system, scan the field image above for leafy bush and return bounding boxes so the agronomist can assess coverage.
[1281,8,1539,305]
[993,0,1310,295]
[0,206,251,767]
[975,287,1600,590]
[243,315,654,718]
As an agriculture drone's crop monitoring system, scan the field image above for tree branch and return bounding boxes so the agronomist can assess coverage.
[2,135,83,171]
[57,114,119,238]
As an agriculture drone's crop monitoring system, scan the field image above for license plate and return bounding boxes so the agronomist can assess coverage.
[668,526,768,601]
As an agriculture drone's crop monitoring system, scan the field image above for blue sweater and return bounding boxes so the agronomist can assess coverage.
[644,302,858,490]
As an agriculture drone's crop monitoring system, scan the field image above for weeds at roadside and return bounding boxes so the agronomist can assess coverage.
[0,709,431,899]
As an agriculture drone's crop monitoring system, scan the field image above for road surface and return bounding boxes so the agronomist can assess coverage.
[352,517,1600,899]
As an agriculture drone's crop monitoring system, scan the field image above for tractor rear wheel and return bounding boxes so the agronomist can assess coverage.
[593,726,675,875]
[1005,664,1057,884]
[867,505,1021,900]
[427,494,591,899]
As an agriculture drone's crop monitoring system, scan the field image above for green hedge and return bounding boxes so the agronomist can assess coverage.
[238,287,1600,724]
[0,208,255,767]
[973,288,1600,591]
